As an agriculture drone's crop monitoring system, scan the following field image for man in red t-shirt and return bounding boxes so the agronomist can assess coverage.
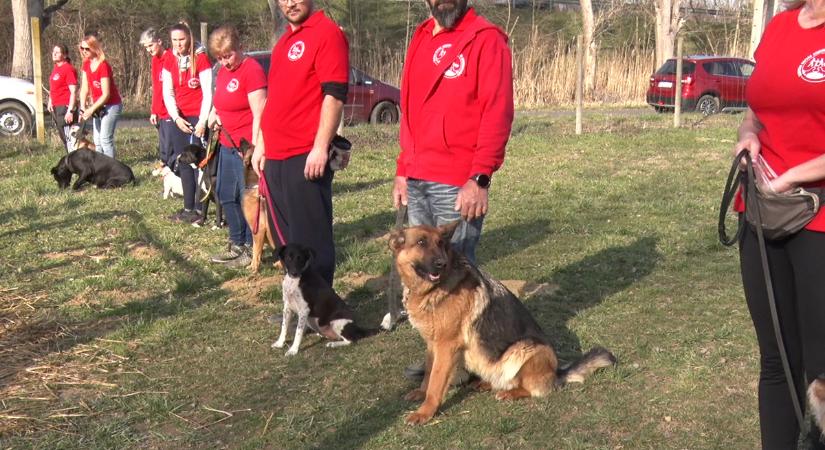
[139,28,174,166]
[392,0,513,265]
[251,0,349,285]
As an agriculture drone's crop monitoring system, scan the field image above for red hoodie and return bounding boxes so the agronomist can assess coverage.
[397,8,514,187]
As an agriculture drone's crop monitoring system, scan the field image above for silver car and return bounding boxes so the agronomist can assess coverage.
[0,76,36,137]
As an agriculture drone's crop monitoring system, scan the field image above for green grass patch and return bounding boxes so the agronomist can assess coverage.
[0,111,758,448]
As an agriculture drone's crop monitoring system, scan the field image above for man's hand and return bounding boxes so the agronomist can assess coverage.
[392,176,408,209]
[304,146,328,180]
[251,144,265,177]
[455,179,488,221]
[149,114,158,126]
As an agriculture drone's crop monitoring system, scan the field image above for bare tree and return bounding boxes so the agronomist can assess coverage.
[654,0,685,67]
[11,0,69,79]
[267,0,287,43]
[578,0,625,97]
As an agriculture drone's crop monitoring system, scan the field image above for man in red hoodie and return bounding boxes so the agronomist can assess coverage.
[392,0,513,264]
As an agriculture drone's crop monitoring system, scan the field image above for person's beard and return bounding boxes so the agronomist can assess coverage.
[429,0,468,29]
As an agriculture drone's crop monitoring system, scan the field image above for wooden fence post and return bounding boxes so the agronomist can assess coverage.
[575,34,583,135]
[31,17,45,144]
[673,36,683,129]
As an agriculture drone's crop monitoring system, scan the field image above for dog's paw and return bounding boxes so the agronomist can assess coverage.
[285,348,298,357]
[271,340,285,349]
[405,410,434,425]
[403,389,426,402]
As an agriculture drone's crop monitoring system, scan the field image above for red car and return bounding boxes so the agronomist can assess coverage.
[646,55,755,115]
[247,51,400,125]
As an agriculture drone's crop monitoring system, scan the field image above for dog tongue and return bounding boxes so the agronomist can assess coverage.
[428,273,441,282]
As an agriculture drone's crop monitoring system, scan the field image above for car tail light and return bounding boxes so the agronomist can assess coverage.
[682,75,693,85]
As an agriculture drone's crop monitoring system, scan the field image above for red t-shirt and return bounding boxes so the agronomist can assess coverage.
[397,8,514,187]
[261,10,349,160]
[739,8,825,232]
[163,51,211,118]
[82,59,121,106]
[151,49,172,118]
[49,62,77,107]
[213,57,267,147]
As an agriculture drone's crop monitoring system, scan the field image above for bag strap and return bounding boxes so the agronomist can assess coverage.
[721,150,805,427]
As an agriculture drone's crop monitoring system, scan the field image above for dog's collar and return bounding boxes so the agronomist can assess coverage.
[244,184,259,190]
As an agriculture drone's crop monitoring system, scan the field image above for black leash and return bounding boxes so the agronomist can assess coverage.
[385,205,408,329]
[719,150,805,428]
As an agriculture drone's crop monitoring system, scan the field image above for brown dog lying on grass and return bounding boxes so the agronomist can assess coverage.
[241,141,278,273]
[389,222,617,425]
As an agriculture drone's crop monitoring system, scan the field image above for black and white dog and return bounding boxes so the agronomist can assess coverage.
[177,144,222,228]
[272,243,378,356]
[51,151,135,190]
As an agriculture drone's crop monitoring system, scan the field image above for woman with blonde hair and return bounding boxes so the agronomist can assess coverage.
[78,32,122,159]
[206,25,267,266]
[162,22,213,224]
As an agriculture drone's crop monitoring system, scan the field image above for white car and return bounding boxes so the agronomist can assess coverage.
[0,76,37,137]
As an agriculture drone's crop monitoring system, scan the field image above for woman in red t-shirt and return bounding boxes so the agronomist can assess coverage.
[47,44,78,151]
[139,27,174,167]
[733,2,825,448]
[77,33,123,159]
[205,25,267,266]
[162,22,213,224]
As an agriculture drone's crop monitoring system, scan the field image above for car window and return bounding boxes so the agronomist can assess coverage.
[252,54,271,76]
[722,61,740,77]
[656,60,695,75]
[740,62,755,77]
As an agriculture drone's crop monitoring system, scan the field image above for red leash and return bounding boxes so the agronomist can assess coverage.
[258,169,287,247]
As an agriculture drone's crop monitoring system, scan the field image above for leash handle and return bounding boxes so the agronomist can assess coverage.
[718,150,747,246]
[258,169,287,247]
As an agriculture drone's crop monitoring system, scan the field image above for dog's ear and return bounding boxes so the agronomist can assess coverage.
[389,229,406,252]
[302,247,314,273]
[439,221,461,242]
[277,245,287,262]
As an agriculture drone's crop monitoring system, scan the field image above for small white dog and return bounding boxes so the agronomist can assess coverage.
[151,165,183,199]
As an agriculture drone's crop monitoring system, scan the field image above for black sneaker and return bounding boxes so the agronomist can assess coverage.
[168,208,192,222]
[211,244,245,263]
[189,210,204,226]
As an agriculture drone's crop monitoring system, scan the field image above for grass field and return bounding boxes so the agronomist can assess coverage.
[0,111,759,449]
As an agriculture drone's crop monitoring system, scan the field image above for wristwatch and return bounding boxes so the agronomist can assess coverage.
[470,173,491,188]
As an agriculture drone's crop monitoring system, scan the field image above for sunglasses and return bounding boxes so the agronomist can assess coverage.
[80,46,91,51]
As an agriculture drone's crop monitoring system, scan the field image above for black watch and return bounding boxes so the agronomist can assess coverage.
[470,173,491,188]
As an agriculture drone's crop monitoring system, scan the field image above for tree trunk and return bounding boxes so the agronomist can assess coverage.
[11,0,33,79]
[654,0,683,67]
[579,0,597,97]
[267,0,286,43]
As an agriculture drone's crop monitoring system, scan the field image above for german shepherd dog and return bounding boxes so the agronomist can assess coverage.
[178,144,223,229]
[240,142,278,273]
[272,243,379,356]
[389,222,617,425]
[811,376,825,436]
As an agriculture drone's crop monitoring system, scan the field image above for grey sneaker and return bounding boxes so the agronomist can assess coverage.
[225,246,252,269]
[211,244,245,263]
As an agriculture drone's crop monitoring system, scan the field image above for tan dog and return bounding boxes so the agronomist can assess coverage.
[241,145,278,273]
[389,222,616,425]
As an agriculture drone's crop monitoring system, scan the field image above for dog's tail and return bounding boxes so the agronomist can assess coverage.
[556,346,617,387]
[340,322,380,342]
[809,375,825,436]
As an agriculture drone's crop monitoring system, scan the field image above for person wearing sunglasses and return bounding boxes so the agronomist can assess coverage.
[47,44,78,151]
[77,32,123,159]
[162,22,213,224]
[250,0,348,285]
[139,27,174,168]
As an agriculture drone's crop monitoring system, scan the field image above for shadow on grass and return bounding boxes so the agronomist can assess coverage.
[0,209,225,392]
[531,235,661,360]
[334,178,392,196]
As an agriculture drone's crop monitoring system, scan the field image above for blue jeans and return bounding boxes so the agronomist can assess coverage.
[406,179,484,263]
[217,145,251,246]
[92,103,122,159]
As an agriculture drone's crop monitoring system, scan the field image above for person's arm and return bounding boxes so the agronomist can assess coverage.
[65,84,77,123]
[78,71,89,116]
[304,95,344,180]
[455,33,514,220]
[207,106,220,130]
[195,68,213,137]
[252,128,266,177]
[163,69,194,134]
[735,107,763,161]
[248,88,266,147]
[82,76,110,121]
[770,155,825,193]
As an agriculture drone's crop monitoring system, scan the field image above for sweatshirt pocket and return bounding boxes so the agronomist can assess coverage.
[417,110,449,151]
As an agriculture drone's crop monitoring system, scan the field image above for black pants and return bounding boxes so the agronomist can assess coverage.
[51,106,75,148]
[263,153,335,285]
[169,116,204,212]
[739,226,825,449]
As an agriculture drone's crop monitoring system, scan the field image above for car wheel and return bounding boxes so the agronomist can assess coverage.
[0,101,33,137]
[696,95,720,116]
[370,101,399,125]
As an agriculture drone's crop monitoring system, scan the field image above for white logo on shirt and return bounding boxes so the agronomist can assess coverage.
[433,44,465,79]
[53,73,60,81]
[288,41,305,61]
[798,49,825,83]
[93,80,101,89]
[226,78,239,93]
